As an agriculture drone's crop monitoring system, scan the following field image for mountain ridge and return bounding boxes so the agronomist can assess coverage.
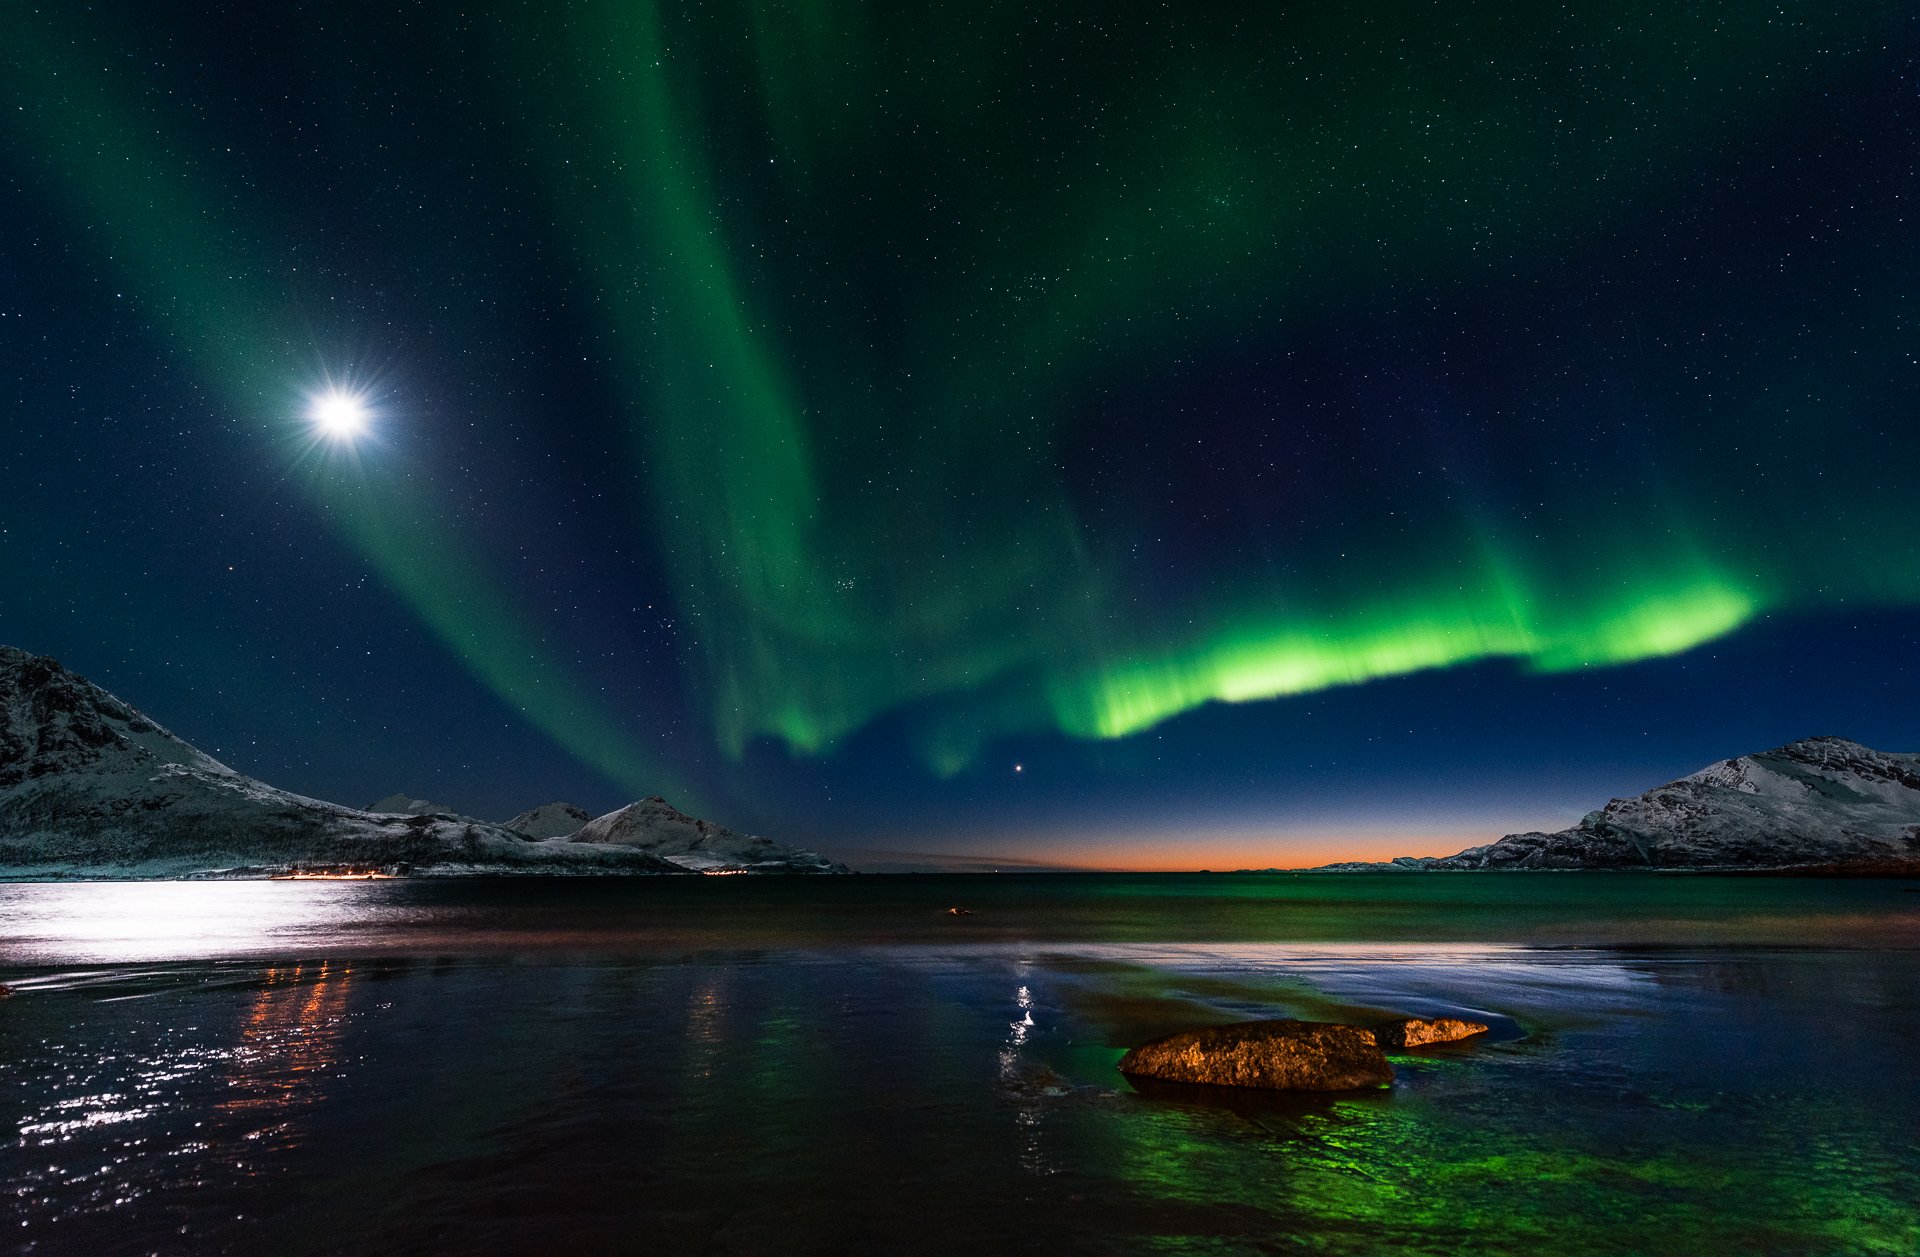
[366,793,482,823]
[571,795,845,874]
[503,801,593,839]
[1312,736,1920,871]
[0,646,837,878]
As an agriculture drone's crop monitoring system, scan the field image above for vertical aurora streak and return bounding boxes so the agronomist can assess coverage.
[497,0,1916,771]
[0,7,699,805]
[4,0,1915,805]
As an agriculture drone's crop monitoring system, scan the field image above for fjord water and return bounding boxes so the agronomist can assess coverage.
[4,875,1918,1255]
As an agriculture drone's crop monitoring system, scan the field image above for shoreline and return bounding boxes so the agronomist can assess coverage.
[5,862,1920,883]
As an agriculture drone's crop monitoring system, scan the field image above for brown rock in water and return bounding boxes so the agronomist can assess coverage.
[1373,1017,1488,1049]
[1117,1020,1393,1092]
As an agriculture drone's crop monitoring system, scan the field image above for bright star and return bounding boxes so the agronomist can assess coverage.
[308,390,369,440]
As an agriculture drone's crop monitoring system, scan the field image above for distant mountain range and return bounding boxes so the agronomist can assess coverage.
[0,646,841,878]
[11,643,1910,880]
[1315,737,1920,872]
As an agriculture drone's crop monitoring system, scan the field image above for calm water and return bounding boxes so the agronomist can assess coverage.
[3,874,1918,1255]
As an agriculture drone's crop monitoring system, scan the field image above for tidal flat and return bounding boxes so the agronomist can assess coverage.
[4,874,1917,1255]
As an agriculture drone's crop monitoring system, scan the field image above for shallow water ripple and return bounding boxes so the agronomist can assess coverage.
[3,877,1918,1254]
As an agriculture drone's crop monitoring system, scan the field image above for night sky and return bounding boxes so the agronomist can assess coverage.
[2,2,1916,868]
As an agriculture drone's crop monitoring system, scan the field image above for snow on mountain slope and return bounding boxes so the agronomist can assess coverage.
[503,802,592,839]
[0,646,682,878]
[1326,737,1920,870]
[366,794,482,823]
[571,795,845,873]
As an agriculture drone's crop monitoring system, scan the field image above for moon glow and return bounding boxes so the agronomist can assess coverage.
[308,390,369,440]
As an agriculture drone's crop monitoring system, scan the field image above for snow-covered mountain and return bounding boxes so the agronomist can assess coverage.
[366,793,482,823]
[1324,737,1920,871]
[503,801,592,839]
[571,795,846,874]
[503,796,844,871]
[0,646,798,878]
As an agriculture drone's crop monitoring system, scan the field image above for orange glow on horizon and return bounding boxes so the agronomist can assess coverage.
[1040,834,1486,872]
[840,825,1525,873]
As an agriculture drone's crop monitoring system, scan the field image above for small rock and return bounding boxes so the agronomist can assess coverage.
[999,1062,1074,1100]
[1372,1017,1489,1049]
[1118,1019,1393,1092]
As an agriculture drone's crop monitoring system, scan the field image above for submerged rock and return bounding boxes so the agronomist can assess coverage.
[1117,1019,1393,1092]
[1373,1017,1489,1048]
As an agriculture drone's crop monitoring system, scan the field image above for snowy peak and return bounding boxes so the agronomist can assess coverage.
[1331,736,1920,871]
[1661,737,1916,799]
[573,795,843,874]
[573,795,720,849]
[0,646,685,878]
[0,645,842,878]
[1588,737,1920,846]
[1742,736,1920,796]
[366,793,482,823]
[504,801,592,839]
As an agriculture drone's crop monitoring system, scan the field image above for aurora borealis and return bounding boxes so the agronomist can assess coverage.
[2,2,1916,864]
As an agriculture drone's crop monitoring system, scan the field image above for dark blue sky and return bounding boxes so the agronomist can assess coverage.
[2,2,1915,866]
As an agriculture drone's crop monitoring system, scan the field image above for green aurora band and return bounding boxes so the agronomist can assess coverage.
[502,1,1915,773]
[6,2,1916,788]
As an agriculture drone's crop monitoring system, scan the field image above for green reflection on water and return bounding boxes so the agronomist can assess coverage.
[1093,1091,1920,1254]
[1020,944,1920,1254]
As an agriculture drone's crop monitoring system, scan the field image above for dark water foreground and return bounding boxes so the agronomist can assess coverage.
[3,875,1918,1255]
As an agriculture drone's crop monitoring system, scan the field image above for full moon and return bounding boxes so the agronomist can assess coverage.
[309,390,369,440]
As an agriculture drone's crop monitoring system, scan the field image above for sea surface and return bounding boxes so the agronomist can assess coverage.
[3,873,1918,1255]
